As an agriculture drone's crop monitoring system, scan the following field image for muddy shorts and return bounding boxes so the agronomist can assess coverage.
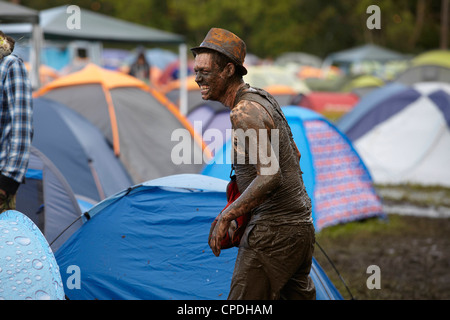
[228,222,316,300]
[0,192,16,213]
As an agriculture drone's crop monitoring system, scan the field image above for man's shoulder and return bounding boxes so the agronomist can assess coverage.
[1,54,27,82]
[241,86,276,102]
[0,54,24,68]
[231,99,264,116]
[230,99,275,130]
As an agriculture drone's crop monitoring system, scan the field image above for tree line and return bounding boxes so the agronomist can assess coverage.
[14,0,449,58]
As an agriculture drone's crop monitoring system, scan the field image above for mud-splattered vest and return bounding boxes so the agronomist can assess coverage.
[232,84,312,225]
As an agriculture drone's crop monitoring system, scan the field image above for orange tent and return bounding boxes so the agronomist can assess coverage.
[35,64,209,183]
[24,62,59,86]
[263,84,298,106]
[163,75,205,114]
[297,66,341,79]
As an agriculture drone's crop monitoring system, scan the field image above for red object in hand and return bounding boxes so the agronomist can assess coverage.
[211,176,250,249]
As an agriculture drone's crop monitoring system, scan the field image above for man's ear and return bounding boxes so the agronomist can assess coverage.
[224,62,236,78]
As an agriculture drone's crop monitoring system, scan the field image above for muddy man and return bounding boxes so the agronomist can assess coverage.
[191,28,316,300]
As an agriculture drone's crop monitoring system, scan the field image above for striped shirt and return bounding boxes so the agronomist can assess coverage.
[0,54,33,195]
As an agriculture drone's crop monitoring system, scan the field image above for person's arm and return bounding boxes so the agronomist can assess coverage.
[209,100,281,256]
[0,57,33,196]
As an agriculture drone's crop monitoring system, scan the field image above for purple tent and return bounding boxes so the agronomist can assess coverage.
[187,100,231,153]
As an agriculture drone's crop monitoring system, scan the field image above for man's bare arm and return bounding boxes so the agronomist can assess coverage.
[222,100,281,221]
[209,100,281,256]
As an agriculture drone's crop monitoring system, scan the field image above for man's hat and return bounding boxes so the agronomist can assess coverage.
[191,28,247,75]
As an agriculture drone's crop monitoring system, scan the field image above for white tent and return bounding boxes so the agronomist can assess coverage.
[338,82,450,187]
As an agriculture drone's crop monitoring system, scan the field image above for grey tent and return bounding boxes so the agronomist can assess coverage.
[43,6,183,43]
[32,97,133,202]
[35,64,206,184]
[395,50,450,85]
[0,5,184,44]
[0,5,189,110]
[0,0,39,23]
[0,0,42,88]
[275,52,323,68]
[395,65,450,85]
[16,146,83,251]
[322,44,407,73]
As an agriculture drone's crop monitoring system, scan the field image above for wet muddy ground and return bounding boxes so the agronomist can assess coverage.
[314,186,450,300]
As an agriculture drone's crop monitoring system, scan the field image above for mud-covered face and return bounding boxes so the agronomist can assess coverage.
[193,52,229,102]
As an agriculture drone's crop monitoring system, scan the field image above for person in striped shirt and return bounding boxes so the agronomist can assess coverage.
[0,31,33,213]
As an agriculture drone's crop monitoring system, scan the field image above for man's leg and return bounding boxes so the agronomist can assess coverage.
[280,223,316,300]
[228,246,272,299]
[228,223,316,300]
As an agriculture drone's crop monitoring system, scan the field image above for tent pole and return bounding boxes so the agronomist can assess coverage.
[30,23,42,89]
[179,43,188,116]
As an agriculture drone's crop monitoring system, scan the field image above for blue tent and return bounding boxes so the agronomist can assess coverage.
[55,174,342,300]
[0,210,65,300]
[32,97,133,202]
[336,82,411,141]
[16,146,83,251]
[202,106,385,231]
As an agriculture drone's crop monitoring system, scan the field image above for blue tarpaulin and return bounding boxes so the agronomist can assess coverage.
[55,174,342,300]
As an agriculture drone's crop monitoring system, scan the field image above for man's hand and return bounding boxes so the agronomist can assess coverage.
[208,214,231,257]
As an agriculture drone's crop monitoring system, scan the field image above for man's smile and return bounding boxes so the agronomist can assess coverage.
[200,85,210,97]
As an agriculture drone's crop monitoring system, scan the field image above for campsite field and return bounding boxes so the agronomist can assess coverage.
[314,186,450,300]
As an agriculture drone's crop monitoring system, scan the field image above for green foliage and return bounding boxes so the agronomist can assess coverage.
[16,0,446,58]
